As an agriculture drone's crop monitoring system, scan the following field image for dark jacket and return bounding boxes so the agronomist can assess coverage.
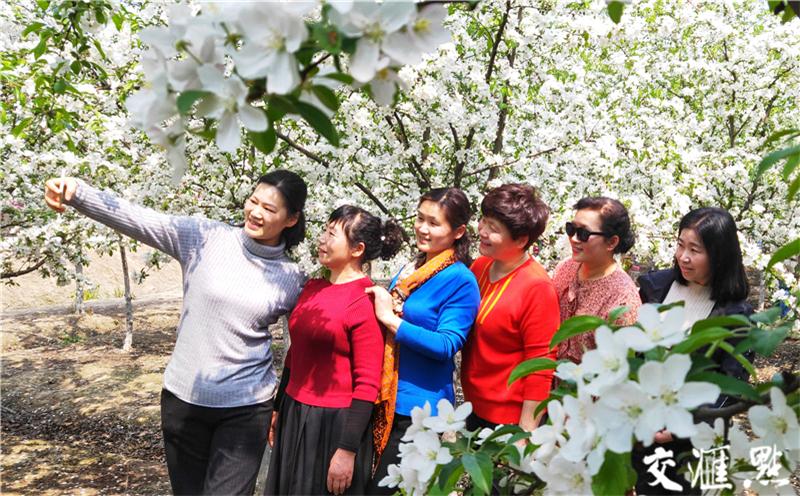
[633,269,754,495]
[637,268,754,390]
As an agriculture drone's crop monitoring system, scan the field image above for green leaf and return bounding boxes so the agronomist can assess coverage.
[550,315,605,349]
[92,39,109,62]
[750,306,782,324]
[266,95,296,122]
[294,45,318,67]
[176,90,210,115]
[462,452,493,495]
[782,152,799,179]
[747,325,790,356]
[607,305,630,324]
[70,60,82,75]
[341,36,358,54]
[53,79,67,94]
[607,1,625,24]
[670,327,733,354]
[756,144,800,179]
[32,32,50,59]
[762,128,800,148]
[657,301,685,312]
[781,3,797,21]
[688,355,719,375]
[508,358,557,386]
[767,238,800,269]
[94,7,107,25]
[295,100,340,146]
[22,22,44,37]
[248,127,276,155]
[433,459,464,495]
[717,341,756,378]
[787,174,800,201]
[591,451,636,495]
[36,0,49,10]
[111,12,123,31]
[482,424,522,443]
[312,85,340,111]
[688,371,761,402]
[11,117,33,136]
[312,22,343,54]
[691,315,750,333]
[321,72,354,85]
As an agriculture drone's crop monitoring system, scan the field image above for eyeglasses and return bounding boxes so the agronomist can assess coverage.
[565,222,607,242]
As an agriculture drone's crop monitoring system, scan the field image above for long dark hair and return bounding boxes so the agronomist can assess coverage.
[415,187,473,267]
[256,170,307,250]
[673,207,749,304]
[328,205,405,263]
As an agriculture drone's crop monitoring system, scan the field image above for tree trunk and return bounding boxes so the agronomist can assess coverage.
[119,241,134,352]
[74,261,84,315]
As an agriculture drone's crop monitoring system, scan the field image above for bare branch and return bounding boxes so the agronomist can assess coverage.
[1,258,47,279]
[275,129,331,168]
[354,182,391,216]
[485,0,511,84]
[694,371,798,422]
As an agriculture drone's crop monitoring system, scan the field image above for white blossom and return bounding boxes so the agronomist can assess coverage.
[637,354,721,443]
[616,304,687,351]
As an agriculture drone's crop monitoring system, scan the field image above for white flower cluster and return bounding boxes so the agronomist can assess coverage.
[692,388,800,494]
[381,304,799,495]
[379,399,471,495]
[125,1,450,178]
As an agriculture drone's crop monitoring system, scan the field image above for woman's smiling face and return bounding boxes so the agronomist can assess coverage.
[414,200,463,257]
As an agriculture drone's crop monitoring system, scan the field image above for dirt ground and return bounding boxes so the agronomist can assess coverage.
[0,298,290,495]
[1,289,799,494]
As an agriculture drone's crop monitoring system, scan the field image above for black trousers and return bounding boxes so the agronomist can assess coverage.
[466,413,498,432]
[160,389,273,495]
[366,414,412,495]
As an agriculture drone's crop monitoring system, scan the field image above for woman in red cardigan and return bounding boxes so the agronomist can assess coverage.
[461,183,560,431]
[266,205,403,495]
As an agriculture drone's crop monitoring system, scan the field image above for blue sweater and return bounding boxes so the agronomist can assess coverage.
[390,261,480,416]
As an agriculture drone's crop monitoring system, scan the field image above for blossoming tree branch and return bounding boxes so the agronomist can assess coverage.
[125,1,454,182]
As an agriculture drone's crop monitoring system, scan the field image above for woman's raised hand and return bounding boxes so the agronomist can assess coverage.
[44,177,78,212]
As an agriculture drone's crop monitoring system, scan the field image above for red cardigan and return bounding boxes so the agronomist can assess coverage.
[461,256,560,424]
[285,277,383,408]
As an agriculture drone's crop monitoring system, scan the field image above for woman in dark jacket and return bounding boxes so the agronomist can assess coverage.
[634,207,753,495]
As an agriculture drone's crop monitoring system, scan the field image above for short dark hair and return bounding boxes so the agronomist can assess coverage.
[256,170,307,250]
[673,207,749,304]
[328,205,405,263]
[481,183,549,250]
[573,196,635,254]
[416,187,473,267]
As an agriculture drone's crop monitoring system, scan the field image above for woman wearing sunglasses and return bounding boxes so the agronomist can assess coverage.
[460,184,560,432]
[552,196,641,363]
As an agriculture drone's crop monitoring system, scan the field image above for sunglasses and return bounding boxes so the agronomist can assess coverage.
[565,222,607,242]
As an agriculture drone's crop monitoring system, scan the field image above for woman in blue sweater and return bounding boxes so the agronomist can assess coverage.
[365,188,480,494]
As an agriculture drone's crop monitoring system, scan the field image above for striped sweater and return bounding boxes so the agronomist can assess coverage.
[68,181,305,407]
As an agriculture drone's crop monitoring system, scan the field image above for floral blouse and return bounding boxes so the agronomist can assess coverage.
[552,258,642,363]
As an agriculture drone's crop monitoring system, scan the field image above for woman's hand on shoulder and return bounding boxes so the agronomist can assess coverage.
[365,286,402,333]
[44,177,78,212]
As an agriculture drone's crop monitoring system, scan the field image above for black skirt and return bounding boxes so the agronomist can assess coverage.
[266,396,374,495]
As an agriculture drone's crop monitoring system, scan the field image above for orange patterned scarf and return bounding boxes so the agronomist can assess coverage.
[372,248,457,470]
